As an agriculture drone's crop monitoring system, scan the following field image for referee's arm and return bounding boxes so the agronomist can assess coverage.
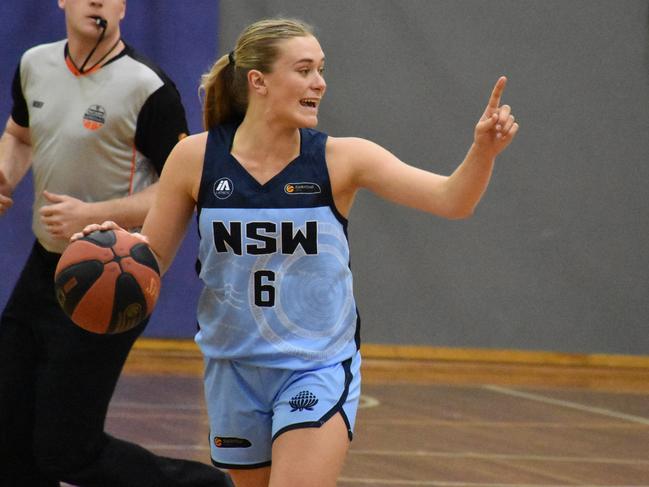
[0,117,32,216]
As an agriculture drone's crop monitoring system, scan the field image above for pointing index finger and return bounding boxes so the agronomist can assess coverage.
[487,76,507,109]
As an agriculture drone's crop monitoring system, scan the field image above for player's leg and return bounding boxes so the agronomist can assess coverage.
[268,352,362,487]
[227,466,271,487]
[0,242,60,487]
[269,413,351,487]
[205,359,276,487]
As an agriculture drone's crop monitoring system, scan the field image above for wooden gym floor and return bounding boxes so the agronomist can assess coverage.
[104,340,649,486]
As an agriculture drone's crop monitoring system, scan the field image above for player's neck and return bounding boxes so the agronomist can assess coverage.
[234,118,300,166]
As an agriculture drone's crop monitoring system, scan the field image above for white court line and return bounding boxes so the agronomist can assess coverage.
[338,479,649,487]
[358,394,380,409]
[347,450,649,465]
[484,385,649,425]
[358,419,643,428]
[140,444,648,466]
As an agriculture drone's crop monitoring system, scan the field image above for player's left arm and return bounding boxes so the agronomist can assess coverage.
[41,82,189,239]
[330,76,518,219]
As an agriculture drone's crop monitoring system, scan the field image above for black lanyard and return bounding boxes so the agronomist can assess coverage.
[66,24,121,74]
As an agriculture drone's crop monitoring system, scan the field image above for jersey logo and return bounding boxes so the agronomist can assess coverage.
[289,390,319,412]
[285,182,321,195]
[213,436,252,448]
[32,100,44,108]
[82,104,106,131]
[213,177,234,199]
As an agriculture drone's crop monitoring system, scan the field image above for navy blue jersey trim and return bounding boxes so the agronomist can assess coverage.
[354,312,362,351]
[196,127,219,222]
[318,135,349,230]
[211,458,272,470]
[226,129,304,191]
[271,420,330,443]
[198,123,340,210]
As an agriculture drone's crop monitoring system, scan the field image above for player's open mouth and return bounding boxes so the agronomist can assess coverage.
[300,99,318,108]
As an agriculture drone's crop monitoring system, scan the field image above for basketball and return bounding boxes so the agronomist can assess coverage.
[54,229,161,334]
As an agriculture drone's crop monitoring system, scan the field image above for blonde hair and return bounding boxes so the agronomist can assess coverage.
[200,18,314,130]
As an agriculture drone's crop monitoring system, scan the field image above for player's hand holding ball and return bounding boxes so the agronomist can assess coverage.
[55,222,160,334]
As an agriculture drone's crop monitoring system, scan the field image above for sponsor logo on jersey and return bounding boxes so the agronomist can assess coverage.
[284,182,321,194]
[213,436,252,448]
[82,104,106,131]
[289,390,319,412]
[213,177,234,199]
[32,100,44,108]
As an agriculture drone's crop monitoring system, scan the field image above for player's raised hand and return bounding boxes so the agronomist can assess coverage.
[474,76,519,157]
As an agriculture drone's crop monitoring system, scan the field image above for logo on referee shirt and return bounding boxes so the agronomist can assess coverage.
[82,104,106,131]
[289,390,319,412]
[213,177,233,199]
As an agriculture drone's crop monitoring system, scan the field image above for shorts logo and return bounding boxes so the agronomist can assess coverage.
[214,436,252,448]
[82,104,106,131]
[214,177,234,199]
[284,182,321,195]
[289,390,319,412]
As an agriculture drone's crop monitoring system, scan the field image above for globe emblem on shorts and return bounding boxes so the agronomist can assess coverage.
[289,390,319,412]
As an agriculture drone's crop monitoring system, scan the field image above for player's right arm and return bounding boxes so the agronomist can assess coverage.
[0,117,32,216]
[72,133,205,275]
[139,132,206,275]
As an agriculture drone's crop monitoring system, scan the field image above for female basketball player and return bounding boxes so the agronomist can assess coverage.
[0,1,232,486]
[76,18,518,487]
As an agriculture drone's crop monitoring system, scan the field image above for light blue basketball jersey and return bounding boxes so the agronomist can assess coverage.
[195,123,360,369]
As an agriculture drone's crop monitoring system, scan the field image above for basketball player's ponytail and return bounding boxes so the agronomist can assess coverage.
[200,52,247,130]
[200,18,314,130]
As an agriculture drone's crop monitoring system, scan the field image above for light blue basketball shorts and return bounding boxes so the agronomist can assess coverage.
[204,351,362,469]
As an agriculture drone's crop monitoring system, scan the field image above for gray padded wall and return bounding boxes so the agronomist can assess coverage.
[220,0,649,355]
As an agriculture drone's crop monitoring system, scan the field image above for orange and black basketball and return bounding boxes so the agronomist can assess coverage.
[54,229,161,334]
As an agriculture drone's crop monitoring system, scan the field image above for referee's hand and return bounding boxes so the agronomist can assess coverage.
[0,171,13,216]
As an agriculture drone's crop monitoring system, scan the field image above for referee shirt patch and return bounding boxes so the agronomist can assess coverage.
[82,104,106,131]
